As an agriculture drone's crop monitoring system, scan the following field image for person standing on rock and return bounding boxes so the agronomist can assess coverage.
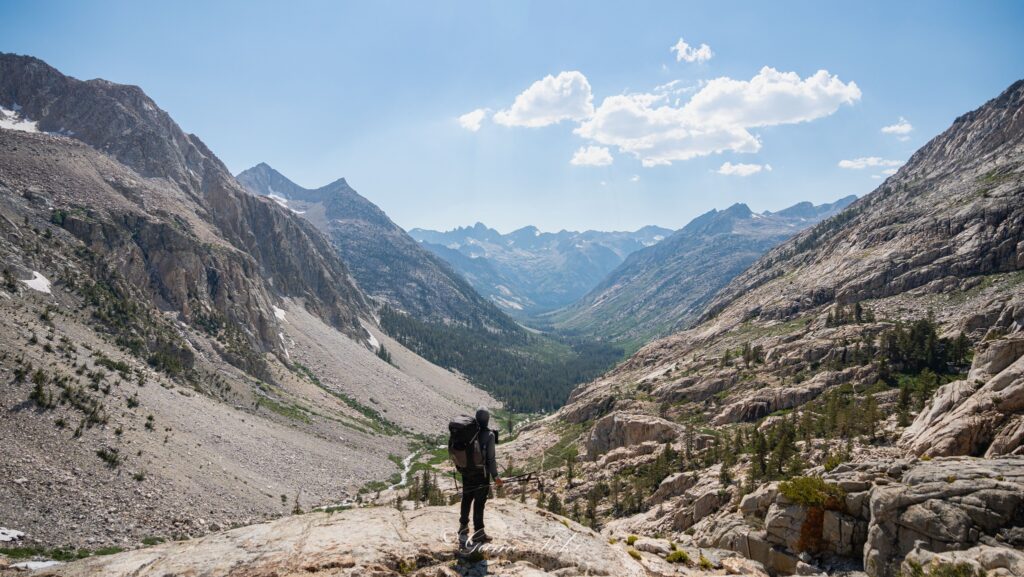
[456,407,502,544]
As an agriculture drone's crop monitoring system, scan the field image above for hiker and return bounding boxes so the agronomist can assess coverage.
[450,407,503,543]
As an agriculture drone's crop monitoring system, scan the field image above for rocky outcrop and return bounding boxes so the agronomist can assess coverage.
[901,544,1024,577]
[585,413,682,458]
[901,335,1024,457]
[692,457,1024,577]
[865,457,1024,577]
[33,501,650,577]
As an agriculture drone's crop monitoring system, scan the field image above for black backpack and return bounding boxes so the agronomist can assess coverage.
[448,415,484,471]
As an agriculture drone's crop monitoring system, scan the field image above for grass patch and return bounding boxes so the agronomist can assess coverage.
[0,546,116,562]
[293,362,401,435]
[256,396,311,424]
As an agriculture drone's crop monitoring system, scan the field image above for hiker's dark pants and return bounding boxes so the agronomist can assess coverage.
[459,471,489,531]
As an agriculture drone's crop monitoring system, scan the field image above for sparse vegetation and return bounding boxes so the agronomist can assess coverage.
[95,447,121,468]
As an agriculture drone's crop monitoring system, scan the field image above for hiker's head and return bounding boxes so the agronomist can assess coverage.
[475,407,490,429]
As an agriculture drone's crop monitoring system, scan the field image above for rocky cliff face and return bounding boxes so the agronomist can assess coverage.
[503,79,1024,576]
[548,197,856,347]
[409,222,672,316]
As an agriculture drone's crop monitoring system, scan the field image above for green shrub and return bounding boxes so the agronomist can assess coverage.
[906,559,985,577]
[778,476,846,509]
[666,550,690,564]
[626,534,638,545]
[699,554,713,570]
[627,548,641,560]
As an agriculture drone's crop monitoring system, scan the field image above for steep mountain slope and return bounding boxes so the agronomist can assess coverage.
[409,222,672,315]
[505,79,1024,577]
[237,164,624,411]
[0,53,496,549]
[237,163,514,328]
[547,197,855,347]
[0,54,371,357]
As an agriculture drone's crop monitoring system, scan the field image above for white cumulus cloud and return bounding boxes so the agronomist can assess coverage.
[576,67,859,166]
[493,71,594,128]
[881,117,913,134]
[717,162,772,176]
[575,92,761,167]
[838,157,904,170]
[881,116,913,140]
[685,67,862,129]
[458,108,488,132]
[670,38,713,63]
[570,145,614,166]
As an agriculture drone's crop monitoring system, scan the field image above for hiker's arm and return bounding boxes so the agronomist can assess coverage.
[486,432,499,479]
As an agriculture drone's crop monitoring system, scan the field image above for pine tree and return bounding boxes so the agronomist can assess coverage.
[547,493,564,515]
[719,462,732,486]
[915,369,939,410]
[863,394,880,442]
[751,430,767,480]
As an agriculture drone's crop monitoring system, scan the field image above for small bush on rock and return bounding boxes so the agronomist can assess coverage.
[779,476,846,509]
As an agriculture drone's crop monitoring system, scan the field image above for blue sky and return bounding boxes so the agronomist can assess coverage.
[2,1,1022,232]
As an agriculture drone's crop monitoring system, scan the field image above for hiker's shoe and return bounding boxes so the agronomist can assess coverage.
[472,530,493,543]
[458,524,469,536]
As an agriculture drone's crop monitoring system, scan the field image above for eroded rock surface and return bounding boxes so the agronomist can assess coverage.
[31,501,653,577]
[901,335,1024,457]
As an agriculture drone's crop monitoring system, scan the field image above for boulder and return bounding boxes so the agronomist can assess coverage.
[765,503,807,553]
[721,556,771,577]
[633,537,672,556]
[697,513,802,575]
[740,483,778,524]
[585,413,682,458]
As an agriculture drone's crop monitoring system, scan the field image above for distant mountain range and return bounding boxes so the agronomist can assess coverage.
[236,164,623,411]
[544,196,857,347]
[408,223,672,315]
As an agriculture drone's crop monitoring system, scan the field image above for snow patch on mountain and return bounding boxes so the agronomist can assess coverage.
[272,305,287,321]
[0,105,39,133]
[20,271,51,294]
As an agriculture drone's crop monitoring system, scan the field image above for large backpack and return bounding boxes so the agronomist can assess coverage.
[448,415,484,471]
